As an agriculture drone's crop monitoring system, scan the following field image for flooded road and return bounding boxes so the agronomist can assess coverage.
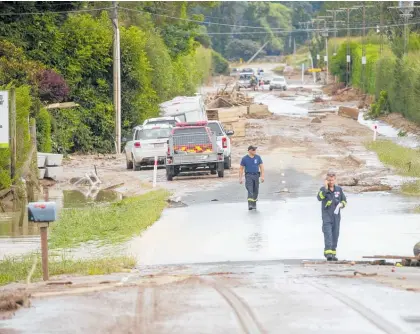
[129,193,419,266]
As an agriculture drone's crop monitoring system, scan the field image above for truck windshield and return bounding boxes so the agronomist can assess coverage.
[207,123,223,136]
[136,128,171,140]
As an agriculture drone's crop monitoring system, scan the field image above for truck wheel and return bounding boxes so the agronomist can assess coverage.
[166,166,174,181]
[210,169,217,175]
[126,158,133,170]
[132,156,141,171]
[217,162,224,178]
[224,155,232,170]
[269,87,273,91]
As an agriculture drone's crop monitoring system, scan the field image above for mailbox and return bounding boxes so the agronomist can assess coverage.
[28,202,57,222]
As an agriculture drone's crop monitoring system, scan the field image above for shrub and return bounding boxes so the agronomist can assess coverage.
[36,69,69,103]
[211,50,229,75]
[36,107,52,153]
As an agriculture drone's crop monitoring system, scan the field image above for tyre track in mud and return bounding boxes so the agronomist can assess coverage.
[132,275,264,334]
[199,276,265,334]
[310,281,406,334]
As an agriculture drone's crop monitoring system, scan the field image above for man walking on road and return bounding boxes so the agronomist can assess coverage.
[317,171,347,261]
[239,146,264,210]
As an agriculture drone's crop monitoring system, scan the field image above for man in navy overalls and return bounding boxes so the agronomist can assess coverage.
[317,171,347,261]
[239,146,265,210]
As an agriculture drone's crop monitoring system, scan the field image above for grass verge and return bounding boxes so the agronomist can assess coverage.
[273,65,285,74]
[49,189,169,249]
[0,254,135,286]
[365,140,420,177]
[401,180,420,196]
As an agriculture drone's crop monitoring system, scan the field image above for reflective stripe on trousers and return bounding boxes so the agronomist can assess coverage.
[322,217,340,258]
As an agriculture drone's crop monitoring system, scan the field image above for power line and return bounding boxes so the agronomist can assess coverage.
[119,6,275,30]
[201,20,420,35]
[119,5,420,35]
[0,6,114,16]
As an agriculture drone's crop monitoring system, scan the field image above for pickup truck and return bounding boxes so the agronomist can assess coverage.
[207,120,234,169]
[237,74,253,90]
[125,124,172,171]
[165,122,225,181]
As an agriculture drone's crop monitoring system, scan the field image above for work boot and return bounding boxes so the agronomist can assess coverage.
[331,256,338,261]
[326,254,333,261]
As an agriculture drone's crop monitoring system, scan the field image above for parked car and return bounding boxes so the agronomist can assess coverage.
[269,76,288,91]
[229,68,239,77]
[207,120,234,169]
[165,122,225,181]
[143,116,181,127]
[240,68,254,74]
[125,124,172,171]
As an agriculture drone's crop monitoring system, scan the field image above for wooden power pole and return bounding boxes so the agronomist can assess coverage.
[112,1,121,154]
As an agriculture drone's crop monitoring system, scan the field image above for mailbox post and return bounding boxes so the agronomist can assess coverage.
[28,202,57,281]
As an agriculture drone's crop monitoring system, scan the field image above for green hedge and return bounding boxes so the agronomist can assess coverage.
[329,36,420,124]
[36,107,52,153]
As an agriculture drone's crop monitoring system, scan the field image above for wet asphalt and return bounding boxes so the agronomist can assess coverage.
[3,164,420,333]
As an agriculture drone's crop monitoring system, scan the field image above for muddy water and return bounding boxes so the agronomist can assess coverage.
[0,187,122,260]
[358,112,420,148]
[129,193,420,266]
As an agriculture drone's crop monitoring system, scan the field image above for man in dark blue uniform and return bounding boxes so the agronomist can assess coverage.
[317,171,347,261]
[239,146,264,210]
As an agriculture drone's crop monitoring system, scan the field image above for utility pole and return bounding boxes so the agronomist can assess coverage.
[340,6,360,87]
[389,2,418,56]
[111,1,121,154]
[362,3,366,92]
[10,88,16,181]
[327,9,345,55]
[315,16,332,84]
[380,3,384,54]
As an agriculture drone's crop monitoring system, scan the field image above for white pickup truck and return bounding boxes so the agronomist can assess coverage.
[207,120,234,169]
[124,124,172,171]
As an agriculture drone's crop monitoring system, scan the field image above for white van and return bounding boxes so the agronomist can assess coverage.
[159,95,207,123]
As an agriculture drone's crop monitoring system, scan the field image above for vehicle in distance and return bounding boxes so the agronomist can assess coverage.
[237,74,253,90]
[143,116,181,127]
[165,122,225,181]
[269,76,288,91]
[229,68,239,77]
[240,68,254,74]
[125,124,172,171]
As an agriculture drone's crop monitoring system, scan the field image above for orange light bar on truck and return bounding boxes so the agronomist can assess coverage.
[174,144,213,153]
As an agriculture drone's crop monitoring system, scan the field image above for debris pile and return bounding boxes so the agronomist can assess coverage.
[205,89,254,109]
